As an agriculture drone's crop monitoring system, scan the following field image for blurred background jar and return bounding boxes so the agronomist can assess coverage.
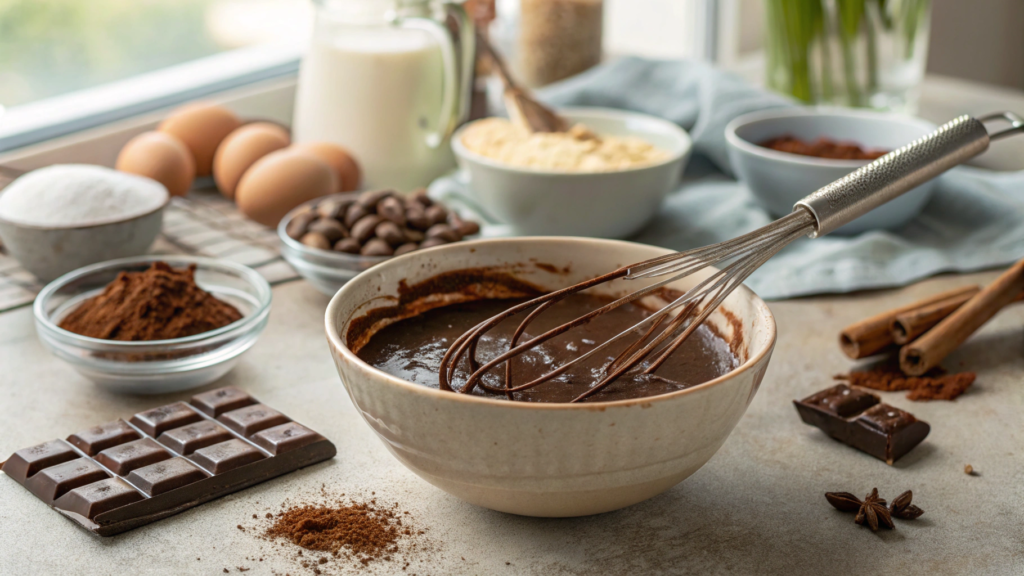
[292,0,474,191]
[490,0,604,89]
[763,0,932,113]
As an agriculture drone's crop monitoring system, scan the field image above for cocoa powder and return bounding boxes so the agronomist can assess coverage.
[265,501,408,566]
[59,262,242,341]
[835,366,975,401]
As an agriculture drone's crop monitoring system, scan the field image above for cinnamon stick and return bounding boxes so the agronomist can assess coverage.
[891,289,1024,344]
[839,285,979,359]
[901,257,1024,376]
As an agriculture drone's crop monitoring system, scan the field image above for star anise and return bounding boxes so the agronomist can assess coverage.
[825,488,895,531]
[889,490,925,520]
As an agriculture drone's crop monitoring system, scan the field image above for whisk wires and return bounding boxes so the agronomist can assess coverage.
[438,210,816,402]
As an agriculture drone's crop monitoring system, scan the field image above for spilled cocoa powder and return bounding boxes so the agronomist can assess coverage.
[265,501,403,563]
[59,261,242,341]
[237,489,434,574]
[835,366,975,401]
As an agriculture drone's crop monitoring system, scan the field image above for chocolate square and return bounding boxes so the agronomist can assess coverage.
[67,420,141,456]
[857,403,919,432]
[252,423,323,455]
[54,478,144,520]
[125,457,207,496]
[190,387,255,417]
[191,439,265,474]
[1,440,78,483]
[157,421,232,455]
[803,384,879,417]
[217,404,289,437]
[26,458,108,504]
[129,402,202,437]
[95,438,172,476]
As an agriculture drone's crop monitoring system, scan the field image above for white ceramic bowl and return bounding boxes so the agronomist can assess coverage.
[326,237,776,517]
[725,108,938,234]
[451,108,692,239]
[34,256,272,394]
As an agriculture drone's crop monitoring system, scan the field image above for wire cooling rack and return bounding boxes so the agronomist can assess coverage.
[0,188,299,315]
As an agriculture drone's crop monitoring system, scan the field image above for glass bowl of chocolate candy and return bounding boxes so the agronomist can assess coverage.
[278,189,482,296]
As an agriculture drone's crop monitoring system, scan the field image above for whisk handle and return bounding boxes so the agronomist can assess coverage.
[795,114,991,237]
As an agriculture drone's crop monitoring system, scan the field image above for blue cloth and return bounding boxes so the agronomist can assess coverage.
[431,57,1024,300]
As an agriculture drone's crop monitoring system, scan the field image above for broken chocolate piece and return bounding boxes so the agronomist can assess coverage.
[794,384,930,464]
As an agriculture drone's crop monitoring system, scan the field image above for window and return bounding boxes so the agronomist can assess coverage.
[0,0,311,151]
[0,0,311,107]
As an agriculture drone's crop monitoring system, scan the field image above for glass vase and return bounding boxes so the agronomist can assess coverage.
[764,0,932,113]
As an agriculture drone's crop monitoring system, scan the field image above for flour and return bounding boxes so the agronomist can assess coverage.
[0,164,168,228]
[460,118,670,172]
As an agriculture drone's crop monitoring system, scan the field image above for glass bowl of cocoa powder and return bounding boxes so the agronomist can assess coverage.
[33,255,272,394]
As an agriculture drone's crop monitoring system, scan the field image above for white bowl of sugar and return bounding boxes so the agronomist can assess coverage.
[0,164,169,281]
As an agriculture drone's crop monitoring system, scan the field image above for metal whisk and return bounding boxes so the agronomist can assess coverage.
[438,112,1024,402]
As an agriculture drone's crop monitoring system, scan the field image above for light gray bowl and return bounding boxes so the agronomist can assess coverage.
[452,107,692,239]
[725,108,938,235]
[0,205,166,282]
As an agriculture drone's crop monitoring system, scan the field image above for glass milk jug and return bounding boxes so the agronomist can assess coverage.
[293,0,474,191]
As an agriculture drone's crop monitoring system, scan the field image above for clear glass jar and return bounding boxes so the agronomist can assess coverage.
[764,0,932,113]
[292,0,474,191]
[506,0,604,88]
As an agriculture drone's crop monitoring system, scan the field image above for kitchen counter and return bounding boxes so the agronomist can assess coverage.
[1,268,1022,575]
[2,72,1023,574]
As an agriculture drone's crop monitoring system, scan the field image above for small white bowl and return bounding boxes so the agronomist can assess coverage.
[451,108,692,239]
[326,237,776,517]
[725,108,938,234]
[34,256,272,394]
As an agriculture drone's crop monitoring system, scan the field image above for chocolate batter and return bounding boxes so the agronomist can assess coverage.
[356,294,739,403]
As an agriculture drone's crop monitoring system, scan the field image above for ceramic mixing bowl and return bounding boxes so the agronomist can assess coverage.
[725,107,938,234]
[451,108,692,239]
[325,237,776,517]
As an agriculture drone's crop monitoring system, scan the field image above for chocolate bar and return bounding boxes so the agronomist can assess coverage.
[793,384,930,464]
[1,387,336,536]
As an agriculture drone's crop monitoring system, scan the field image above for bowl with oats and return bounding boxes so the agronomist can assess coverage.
[452,107,691,239]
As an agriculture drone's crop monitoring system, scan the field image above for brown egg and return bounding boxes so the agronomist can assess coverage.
[213,122,290,199]
[115,131,195,197]
[235,149,337,227]
[158,103,242,176]
[292,142,361,192]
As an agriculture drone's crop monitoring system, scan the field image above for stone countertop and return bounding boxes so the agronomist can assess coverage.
[1,268,1022,575]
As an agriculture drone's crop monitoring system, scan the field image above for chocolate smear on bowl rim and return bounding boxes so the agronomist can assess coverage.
[344,267,544,353]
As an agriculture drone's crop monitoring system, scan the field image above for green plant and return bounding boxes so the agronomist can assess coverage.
[764,0,931,110]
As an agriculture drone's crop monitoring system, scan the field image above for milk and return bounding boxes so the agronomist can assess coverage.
[293,26,456,191]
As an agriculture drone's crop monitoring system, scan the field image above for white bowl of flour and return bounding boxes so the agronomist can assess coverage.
[0,164,169,281]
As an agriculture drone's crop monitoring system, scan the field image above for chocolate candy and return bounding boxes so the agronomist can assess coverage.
[67,420,140,456]
[0,386,335,536]
[95,438,171,475]
[285,189,481,259]
[794,384,930,465]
